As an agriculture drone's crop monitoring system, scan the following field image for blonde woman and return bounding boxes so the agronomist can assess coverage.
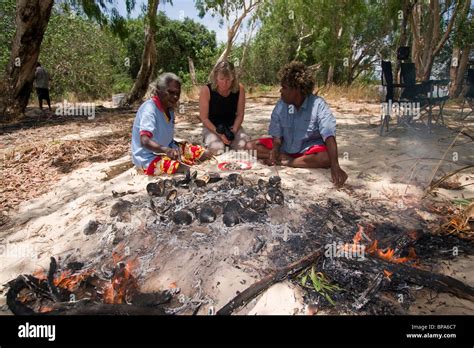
[199,60,248,154]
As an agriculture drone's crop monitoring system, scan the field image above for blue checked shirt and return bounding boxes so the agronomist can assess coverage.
[268,95,336,154]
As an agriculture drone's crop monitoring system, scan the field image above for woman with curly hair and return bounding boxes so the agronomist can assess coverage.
[246,61,348,187]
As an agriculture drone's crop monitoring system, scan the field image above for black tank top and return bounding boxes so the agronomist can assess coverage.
[207,84,240,128]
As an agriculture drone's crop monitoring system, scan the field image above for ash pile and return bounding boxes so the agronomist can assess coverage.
[145,171,285,228]
[4,170,474,315]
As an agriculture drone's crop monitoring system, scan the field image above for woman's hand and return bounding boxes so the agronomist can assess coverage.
[219,133,231,145]
[163,147,180,160]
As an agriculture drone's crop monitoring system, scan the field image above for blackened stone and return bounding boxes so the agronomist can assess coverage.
[173,210,193,225]
[266,187,284,204]
[224,200,243,214]
[258,179,267,191]
[240,209,260,223]
[251,197,267,212]
[227,173,244,186]
[83,220,99,235]
[208,173,222,183]
[268,175,281,188]
[199,206,217,223]
[110,200,132,220]
[146,181,164,196]
[223,211,240,227]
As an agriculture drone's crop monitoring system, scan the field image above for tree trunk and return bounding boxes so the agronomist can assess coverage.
[448,1,472,98]
[0,0,54,119]
[215,0,261,65]
[326,64,334,86]
[188,57,197,85]
[395,0,412,83]
[127,0,159,104]
[410,0,462,81]
[449,45,471,98]
[238,21,257,80]
[218,37,233,63]
[325,25,342,86]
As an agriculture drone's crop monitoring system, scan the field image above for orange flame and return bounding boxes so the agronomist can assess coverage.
[32,267,95,292]
[367,241,417,264]
[38,306,54,313]
[383,269,393,280]
[32,268,47,281]
[341,225,364,253]
[103,257,139,304]
[53,269,95,292]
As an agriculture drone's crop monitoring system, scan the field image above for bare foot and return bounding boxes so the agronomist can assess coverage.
[262,158,274,166]
[279,153,293,166]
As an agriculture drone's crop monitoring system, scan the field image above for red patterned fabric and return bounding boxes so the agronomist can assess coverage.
[143,142,205,176]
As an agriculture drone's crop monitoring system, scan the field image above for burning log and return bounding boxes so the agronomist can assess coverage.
[6,273,172,315]
[216,248,323,315]
[336,257,474,302]
[47,257,62,302]
[6,255,174,315]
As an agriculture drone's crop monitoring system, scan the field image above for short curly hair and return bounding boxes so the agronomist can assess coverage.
[278,61,315,96]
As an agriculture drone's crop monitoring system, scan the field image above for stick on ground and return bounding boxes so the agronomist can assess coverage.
[216,248,322,315]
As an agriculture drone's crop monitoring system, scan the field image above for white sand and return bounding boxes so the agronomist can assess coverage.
[1,100,473,315]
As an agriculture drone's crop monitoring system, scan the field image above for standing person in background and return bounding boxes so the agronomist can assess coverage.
[198,60,248,155]
[35,62,51,112]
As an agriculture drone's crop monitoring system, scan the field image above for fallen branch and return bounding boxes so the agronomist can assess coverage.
[216,248,322,315]
[47,257,61,302]
[425,128,466,194]
[352,273,384,310]
[338,257,474,302]
[102,160,134,181]
[6,275,171,315]
[425,165,474,196]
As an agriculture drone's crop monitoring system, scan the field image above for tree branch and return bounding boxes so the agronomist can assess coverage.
[433,0,462,56]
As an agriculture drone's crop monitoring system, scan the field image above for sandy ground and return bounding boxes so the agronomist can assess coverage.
[0,97,473,315]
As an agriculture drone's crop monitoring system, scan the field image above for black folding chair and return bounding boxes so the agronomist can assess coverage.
[380,60,450,135]
[460,68,474,120]
[400,62,449,126]
[380,60,428,135]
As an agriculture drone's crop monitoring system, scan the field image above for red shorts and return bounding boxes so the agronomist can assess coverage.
[258,138,327,158]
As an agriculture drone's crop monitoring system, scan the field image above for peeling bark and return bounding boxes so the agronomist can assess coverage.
[0,0,54,119]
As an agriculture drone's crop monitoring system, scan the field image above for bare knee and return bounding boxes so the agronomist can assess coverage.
[245,141,256,150]
[206,142,225,155]
[291,152,330,168]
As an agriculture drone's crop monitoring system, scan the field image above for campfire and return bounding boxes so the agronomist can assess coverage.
[5,172,474,315]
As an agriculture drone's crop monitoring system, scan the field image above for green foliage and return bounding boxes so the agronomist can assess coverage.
[299,266,342,306]
[243,0,400,86]
[2,0,469,102]
[155,13,217,77]
[39,9,132,101]
[123,12,218,86]
[0,0,16,77]
[65,0,137,39]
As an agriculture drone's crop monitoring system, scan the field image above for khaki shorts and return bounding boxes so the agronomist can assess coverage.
[203,127,249,154]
